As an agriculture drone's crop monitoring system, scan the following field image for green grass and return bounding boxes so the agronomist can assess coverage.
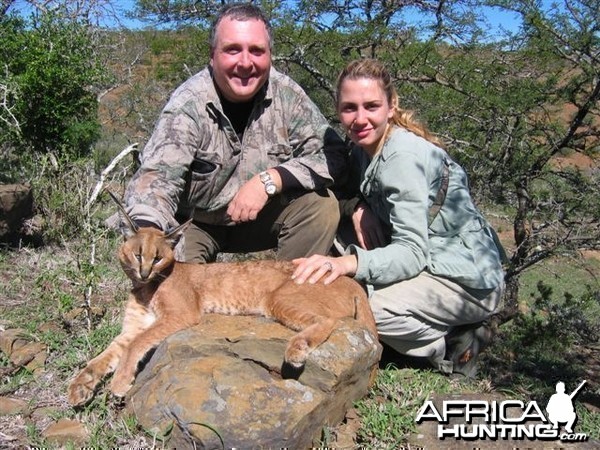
[519,253,600,305]
[353,367,474,448]
[481,253,600,442]
[1,234,599,447]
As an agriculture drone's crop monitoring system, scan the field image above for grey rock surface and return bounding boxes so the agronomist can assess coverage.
[127,314,381,448]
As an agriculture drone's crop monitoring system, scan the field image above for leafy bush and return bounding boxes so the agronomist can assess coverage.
[487,279,600,390]
[519,281,600,349]
[0,13,106,163]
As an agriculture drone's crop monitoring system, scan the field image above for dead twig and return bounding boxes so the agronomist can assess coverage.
[86,142,138,211]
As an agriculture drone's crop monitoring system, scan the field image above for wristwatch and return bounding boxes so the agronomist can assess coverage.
[259,171,277,197]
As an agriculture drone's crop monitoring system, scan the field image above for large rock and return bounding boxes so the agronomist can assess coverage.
[127,314,381,448]
[0,184,33,240]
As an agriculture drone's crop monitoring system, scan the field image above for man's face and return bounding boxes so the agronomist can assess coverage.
[210,17,271,103]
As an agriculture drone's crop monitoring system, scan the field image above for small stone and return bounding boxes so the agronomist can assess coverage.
[42,418,88,447]
[0,397,29,415]
[11,341,46,367]
[0,329,47,374]
[0,328,30,355]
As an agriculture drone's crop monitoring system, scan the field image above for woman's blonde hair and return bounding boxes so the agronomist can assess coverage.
[336,58,443,147]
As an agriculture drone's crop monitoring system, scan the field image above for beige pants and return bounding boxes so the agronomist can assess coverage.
[182,189,339,263]
[369,271,503,372]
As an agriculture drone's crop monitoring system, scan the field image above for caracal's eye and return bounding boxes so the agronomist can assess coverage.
[153,256,163,265]
[134,253,142,263]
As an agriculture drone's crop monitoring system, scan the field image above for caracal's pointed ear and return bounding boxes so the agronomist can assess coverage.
[164,219,192,249]
[106,190,139,239]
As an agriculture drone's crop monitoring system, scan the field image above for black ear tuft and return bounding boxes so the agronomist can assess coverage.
[164,219,192,248]
[106,190,139,237]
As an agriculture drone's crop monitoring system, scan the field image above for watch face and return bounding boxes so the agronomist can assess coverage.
[266,183,277,195]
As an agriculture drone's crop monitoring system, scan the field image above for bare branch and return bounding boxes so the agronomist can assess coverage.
[274,49,335,100]
[86,142,138,211]
[0,66,21,135]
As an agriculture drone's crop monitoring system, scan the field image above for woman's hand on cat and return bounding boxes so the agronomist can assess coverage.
[292,254,358,285]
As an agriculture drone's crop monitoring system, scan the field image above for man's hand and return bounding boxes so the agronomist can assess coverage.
[227,170,281,223]
[352,202,387,250]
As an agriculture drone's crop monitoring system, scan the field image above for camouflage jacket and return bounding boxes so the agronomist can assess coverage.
[124,66,347,229]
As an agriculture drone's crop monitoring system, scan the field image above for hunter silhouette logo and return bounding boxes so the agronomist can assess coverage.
[416,380,589,442]
[546,380,586,434]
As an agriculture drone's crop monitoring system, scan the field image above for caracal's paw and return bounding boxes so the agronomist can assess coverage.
[109,373,134,398]
[284,337,310,368]
[68,370,99,406]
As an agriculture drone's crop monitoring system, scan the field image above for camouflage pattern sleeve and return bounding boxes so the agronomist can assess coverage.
[268,70,349,190]
[124,106,200,231]
[122,68,350,230]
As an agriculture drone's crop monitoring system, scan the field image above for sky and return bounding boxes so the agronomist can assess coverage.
[400,3,526,40]
[112,1,526,35]
[9,0,542,38]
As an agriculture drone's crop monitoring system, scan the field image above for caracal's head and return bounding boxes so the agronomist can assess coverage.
[118,224,189,284]
[107,191,191,284]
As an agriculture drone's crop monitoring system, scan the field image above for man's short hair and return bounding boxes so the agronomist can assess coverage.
[209,3,273,50]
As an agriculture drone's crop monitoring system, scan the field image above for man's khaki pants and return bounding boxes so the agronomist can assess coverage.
[182,189,339,263]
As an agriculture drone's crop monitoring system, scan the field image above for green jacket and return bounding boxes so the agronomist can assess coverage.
[124,67,347,229]
[349,126,505,290]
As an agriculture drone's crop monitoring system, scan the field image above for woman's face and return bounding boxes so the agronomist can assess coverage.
[337,77,394,156]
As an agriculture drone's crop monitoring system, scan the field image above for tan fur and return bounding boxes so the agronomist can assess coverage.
[67,210,377,407]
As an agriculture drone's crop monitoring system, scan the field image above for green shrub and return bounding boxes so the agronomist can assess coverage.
[0,13,106,162]
[486,280,600,403]
[509,281,600,353]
